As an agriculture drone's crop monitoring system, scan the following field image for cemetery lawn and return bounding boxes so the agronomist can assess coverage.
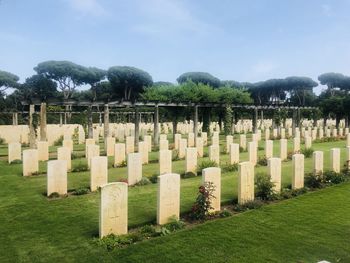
[0,138,349,262]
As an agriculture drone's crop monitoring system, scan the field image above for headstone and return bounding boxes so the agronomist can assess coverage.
[188,132,195,147]
[239,134,246,150]
[138,141,149,164]
[63,139,73,153]
[85,138,95,157]
[346,146,350,169]
[226,135,233,153]
[127,153,142,185]
[229,143,240,164]
[292,154,304,189]
[159,134,167,141]
[178,138,187,159]
[37,141,49,161]
[57,147,71,171]
[159,139,169,151]
[330,148,340,173]
[265,129,270,140]
[87,144,100,168]
[23,149,39,176]
[313,151,323,175]
[99,182,128,238]
[174,134,181,150]
[159,149,172,174]
[157,173,180,225]
[47,160,67,196]
[211,133,219,146]
[196,137,204,157]
[125,136,135,154]
[144,135,152,152]
[185,147,197,175]
[105,137,115,157]
[265,140,273,159]
[8,142,21,163]
[202,167,221,212]
[201,132,208,146]
[347,134,350,147]
[280,139,287,161]
[268,157,281,192]
[91,156,108,191]
[238,161,254,205]
[209,145,220,165]
[114,143,126,167]
[293,137,300,153]
[305,136,312,149]
[248,141,257,165]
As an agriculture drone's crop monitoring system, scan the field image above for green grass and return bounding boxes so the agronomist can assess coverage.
[0,135,349,262]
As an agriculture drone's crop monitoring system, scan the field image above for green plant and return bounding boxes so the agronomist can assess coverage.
[323,170,345,184]
[72,187,90,195]
[48,192,60,198]
[0,137,5,145]
[135,177,151,186]
[53,136,64,146]
[163,216,185,231]
[258,146,264,151]
[233,200,264,212]
[301,148,314,158]
[139,225,159,238]
[255,173,277,201]
[149,174,159,184]
[182,171,197,179]
[239,147,247,153]
[172,150,180,161]
[71,162,89,172]
[197,160,218,172]
[114,160,127,168]
[221,162,238,172]
[257,156,268,166]
[97,233,142,251]
[305,172,324,189]
[10,159,22,164]
[190,182,216,220]
[219,209,233,218]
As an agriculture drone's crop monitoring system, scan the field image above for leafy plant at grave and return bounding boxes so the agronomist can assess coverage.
[149,173,159,184]
[135,177,151,186]
[255,173,278,201]
[221,162,238,172]
[71,152,83,160]
[97,233,143,251]
[257,156,268,166]
[71,187,90,195]
[162,216,185,232]
[48,192,60,198]
[53,136,64,146]
[323,170,346,184]
[304,172,325,189]
[301,148,314,158]
[287,151,296,160]
[182,171,197,179]
[219,209,233,218]
[233,200,264,212]
[32,113,40,136]
[0,137,5,144]
[258,145,264,151]
[189,182,216,220]
[197,160,218,173]
[114,160,127,168]
[239,146,247,153]
[118,178,128,184]
[172,150,180,161]
[71,161,88,172]
[10,159,22,164]
[139,225,160,238]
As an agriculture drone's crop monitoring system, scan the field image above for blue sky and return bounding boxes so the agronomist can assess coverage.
[1,0,350,93]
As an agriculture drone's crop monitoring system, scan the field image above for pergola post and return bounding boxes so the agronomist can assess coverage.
[29,104,36,149]
[87,106,93,139]
[134,106,140,146]
[12,112,18,125]
[253,107,258,133]
[40,102,47,141]
[103,104,109,138]
[99,112,102,126]
[64,112,67,125]
[193,105,198,139]
[260,110,264,128]
[297,108,301,128]
[59,113,63,126]
[154,105,159,146]
[292,109,297,134]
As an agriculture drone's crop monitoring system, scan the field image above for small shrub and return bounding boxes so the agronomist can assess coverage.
[182,171,197,179]
[189,182,216,220]
[72,187,90,195]
[135,177,151,186]
[239,147,247,153]
[222,162,238,173]
[233,200,264,212]
[258,146,264,151]
[0,137,5,145]
[48,192,60,198]
[197,160,218,172]
[255,173,277,201]
[149,174,159,184]
[163,216,185,231]
[257,156,268,166]
[305,172,324,189]
[323,170,345,184]
[10,159,22,164]
[97,234,141,251]
[139,225,160,238]
[71,153,83,160]
[290,187,308,196]
[53,136,64,146]
[172,150,180,161]
[71,162,88,172]
[301,148,314,158]
[114,160,127,168]
[219,209,233,218]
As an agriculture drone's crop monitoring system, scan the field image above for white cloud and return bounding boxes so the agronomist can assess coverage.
[66,0,108,17]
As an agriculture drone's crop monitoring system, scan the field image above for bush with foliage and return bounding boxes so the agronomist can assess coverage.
[71,162,88,172]
[221,162,238,173]
[219,209,233,218]
[182,171,197,179]
[149,174,158,184]
[255,173,277,201]
[304,172,324,189]
[197,160,218,172]
[10,159,22,164]
[190,182,216,220]
[301,148,314,158]
[53,136,64,146]
[233,200,264,212]
[257,156,268,166]
[135,177,151,186]
[323,170,346,184]
[71,187,90,195]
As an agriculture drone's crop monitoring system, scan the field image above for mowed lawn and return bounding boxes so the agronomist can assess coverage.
[0,136,349,262]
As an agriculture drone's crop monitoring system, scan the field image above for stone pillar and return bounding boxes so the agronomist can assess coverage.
[37,141,49,161]
[280,139,287,161]
[292,154,304,189]
[127,152,142,185]
[238,161,254,205]
[154,105,159,146]
[313,151,323,176]
[159,149,172,174]
[239,134,246,151]
[86,144,100,168]
[265,140,273,159]
[248,141,257,165]
[196,137,203,157]
[193,105,198,140]
[99,182,128,238]
[29,104,36,149]
[226,135,233,153]
[157,173,180,225]
[90,156,108,191]
[229,143,240,164]
[114,143,126,167]
[293,137,300,153]
[47,160,67,196]
[134,107,140,147]
[178,138,187,159]
[57,147,71,171]
[8,142,21,163]
[40,102,47,141]
[185,147,197,175]
[138,141,149,164]
[209,145,220,165]
[268,157,281,192]
[253,107,258,133]
[23,149,39,176]
[63,139,73,153]
[330,148,340,173]
[188,132,195,147]
[202,167,221,212]
[159,139,169,151]
[125,136,135,154]
[103,104,110,138]
[88,106,93,139]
